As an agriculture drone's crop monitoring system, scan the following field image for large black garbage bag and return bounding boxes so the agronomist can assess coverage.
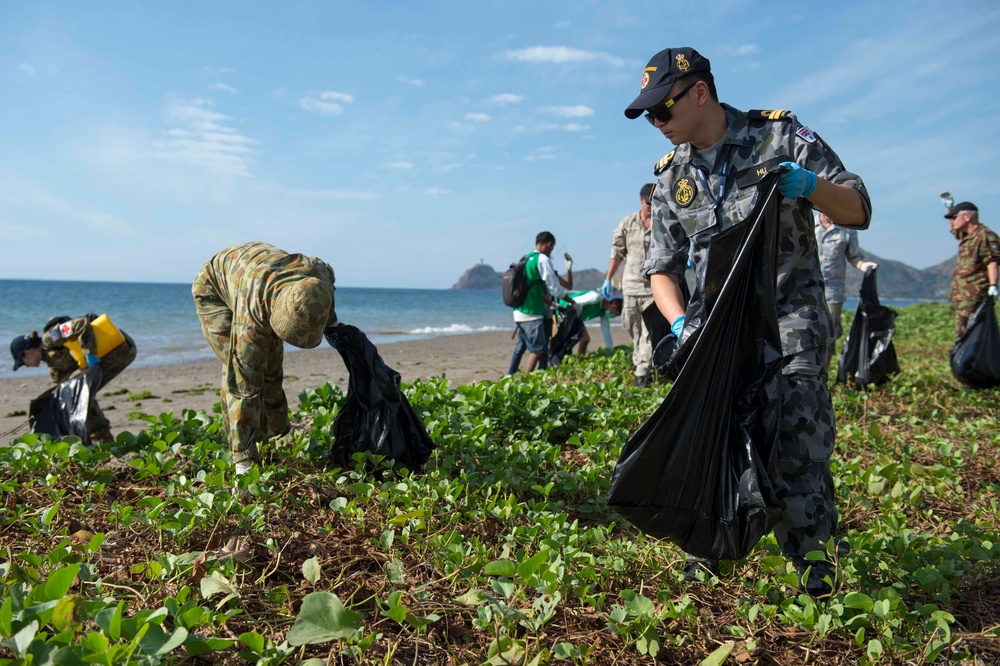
[549,307,586,366]
[607,173,784,561]
[836,269,900,386]
[324,324,436,470]
[950,297,1000,389]
[29,366,102,444]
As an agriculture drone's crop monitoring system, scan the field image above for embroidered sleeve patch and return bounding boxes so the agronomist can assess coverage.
[796,126,817,143]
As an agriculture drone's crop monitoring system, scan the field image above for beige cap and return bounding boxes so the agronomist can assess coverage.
[270,278,333,349]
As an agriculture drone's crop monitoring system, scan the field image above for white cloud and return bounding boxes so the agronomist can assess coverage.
[503,46,625,68]
[17,63,36,77]
[152,98,255,177]
[209,83,238,94]
[205,66,236,75]
[466,112,491,122]
[299,90,356,115]
[735,44,759,56]
[524,146,556,162]
[491,93,524,105]
[387,161,414,169]
[542,104,594,118]
[561,123,590,132]
[423,186,451,196]
[398,76,424,86]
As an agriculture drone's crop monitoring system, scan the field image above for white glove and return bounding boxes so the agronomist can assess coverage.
[989,285,999,298]
[859,261,878,273]
[563,252,573,271]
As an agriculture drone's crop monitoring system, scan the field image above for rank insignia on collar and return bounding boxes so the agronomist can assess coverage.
[672,177,697,207]
[796,125,817,143]
[749,109,792,121]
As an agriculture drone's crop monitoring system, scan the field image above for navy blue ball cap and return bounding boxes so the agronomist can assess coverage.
[944,201,977,219]
[624,47,711,119]
[10,332,41,371]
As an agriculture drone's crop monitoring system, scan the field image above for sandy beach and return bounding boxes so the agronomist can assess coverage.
[0,327,631,445]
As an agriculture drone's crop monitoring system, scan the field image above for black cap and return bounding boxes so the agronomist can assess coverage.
[640,183,656,204]
[624,47,711,119]
[10,332,41,371]
[944,201,978,219]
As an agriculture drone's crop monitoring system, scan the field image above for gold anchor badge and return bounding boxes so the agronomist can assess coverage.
[676,53,690,72]
[674,178,695,206]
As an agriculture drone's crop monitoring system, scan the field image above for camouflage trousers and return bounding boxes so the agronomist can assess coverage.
[824,301,844,370]
[622,294,654,378]
[952,299,980,338]
[192,266,290,464]
[54,333,138,436]
[773,346,838,567]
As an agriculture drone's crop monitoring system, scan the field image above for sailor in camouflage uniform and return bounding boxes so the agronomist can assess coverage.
[945,202,1000,337]
[815,212,878,367]
[626,47,872,595]
[10,314,138,442]
[192,242,338,473]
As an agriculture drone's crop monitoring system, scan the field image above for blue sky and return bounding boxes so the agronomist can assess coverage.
[2,0,998,288]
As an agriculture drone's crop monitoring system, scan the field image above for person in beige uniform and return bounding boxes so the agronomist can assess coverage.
[603,183,656,387]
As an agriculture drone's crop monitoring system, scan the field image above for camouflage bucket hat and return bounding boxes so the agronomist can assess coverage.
[270,278,333,349]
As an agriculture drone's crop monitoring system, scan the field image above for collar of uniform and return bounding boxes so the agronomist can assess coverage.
[671,104,751,167]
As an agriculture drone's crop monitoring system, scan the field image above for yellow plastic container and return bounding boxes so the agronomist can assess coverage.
[64,314,126,369]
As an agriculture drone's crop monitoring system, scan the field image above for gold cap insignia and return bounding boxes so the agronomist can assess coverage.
[676,53,690,72]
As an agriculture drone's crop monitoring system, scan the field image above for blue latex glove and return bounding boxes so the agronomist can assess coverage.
[777,162,817,199]
[601,279,613,300]
[671,315,686,338]
[85,353,101,368]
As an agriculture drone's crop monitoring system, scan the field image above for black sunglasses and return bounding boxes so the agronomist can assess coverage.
[644,83,698,126]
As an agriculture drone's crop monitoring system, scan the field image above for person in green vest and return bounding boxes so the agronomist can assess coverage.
[508,231,575,374]
[558,290,623,354]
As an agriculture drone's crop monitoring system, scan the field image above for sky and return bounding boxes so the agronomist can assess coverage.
[2,0,999,288]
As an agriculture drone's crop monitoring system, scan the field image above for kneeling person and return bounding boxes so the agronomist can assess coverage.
[559,290,623,354]
[11,313,138,443]
[192,241,339,474]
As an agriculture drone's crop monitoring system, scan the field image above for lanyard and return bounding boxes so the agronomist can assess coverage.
[694,144,734,209]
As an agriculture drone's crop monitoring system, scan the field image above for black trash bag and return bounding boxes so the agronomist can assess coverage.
[644,275,692,376]
[607,173,784,561]
[950,297,1000,389]
[836,269,900,386]
[324,324,436,471]
[548,306,586,366]
[29,366,102,444]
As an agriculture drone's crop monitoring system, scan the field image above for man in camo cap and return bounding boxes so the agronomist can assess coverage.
[192,242,338,473]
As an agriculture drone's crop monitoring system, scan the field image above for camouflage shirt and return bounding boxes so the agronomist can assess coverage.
[951,223,1000,303]
[642,104,872,357]
[41,315,99,383]
[610,211,653,297]
[196,242,337,453]
[815,222,866,304]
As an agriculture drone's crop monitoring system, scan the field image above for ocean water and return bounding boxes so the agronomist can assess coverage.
[0,279,935,381]
[0,280,513,380]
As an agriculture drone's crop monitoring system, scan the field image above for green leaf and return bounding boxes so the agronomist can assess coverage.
[302,556,322,585]
[51,595,78,633]
[200,572,237,599]
[483,559,516,577]
[699,642,735,666]
[138,625,189,656]
[8,620,38,656]
[43,564,80,601]
[286,591,362,646]
[843,592,874,612]
[95,602,124,641]
[239,631,265,653]
[184,635,236,656]
[0,595,12,637]
[454,589,491,606]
